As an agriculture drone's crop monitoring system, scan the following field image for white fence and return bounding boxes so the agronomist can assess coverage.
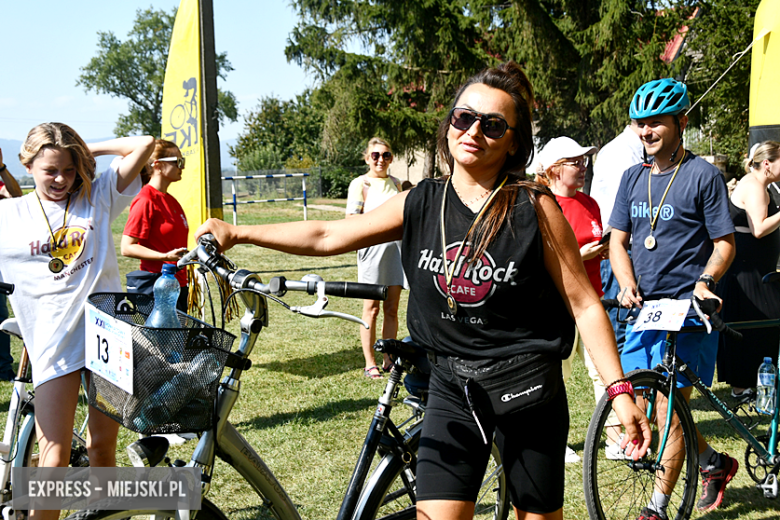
[221,173,310,225]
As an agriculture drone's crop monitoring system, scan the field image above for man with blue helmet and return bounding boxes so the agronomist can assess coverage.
[609,78,737,519]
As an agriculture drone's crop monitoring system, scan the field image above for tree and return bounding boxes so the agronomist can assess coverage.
[230,90,325,170]
[286,0,490,178]
[470,0,699,149]
[78,7,238,138]
[681,0,761,173]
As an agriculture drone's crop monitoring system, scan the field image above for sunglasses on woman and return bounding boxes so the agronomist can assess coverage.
[370,151,393,161]
[449,107,515,139]
[558,157,589,168]
[157,156,186,169]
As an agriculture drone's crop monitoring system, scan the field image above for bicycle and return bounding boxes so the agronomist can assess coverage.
[62,234,508,520]
[341,337,509,520]
[583,295,780,520]
[0,281,92,518]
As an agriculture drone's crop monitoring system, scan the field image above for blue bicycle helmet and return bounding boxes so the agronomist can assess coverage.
[629,79,690,119]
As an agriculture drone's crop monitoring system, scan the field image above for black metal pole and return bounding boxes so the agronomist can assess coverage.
[200,0,223,220]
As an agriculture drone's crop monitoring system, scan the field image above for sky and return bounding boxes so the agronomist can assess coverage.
[1,0,311,150]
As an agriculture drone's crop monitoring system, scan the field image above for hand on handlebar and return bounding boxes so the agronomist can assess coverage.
[693,284,723,313]
[195,218,239,253]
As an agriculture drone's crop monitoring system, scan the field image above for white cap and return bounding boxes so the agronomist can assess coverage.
[748,142,761,162]
[536,136,597,172]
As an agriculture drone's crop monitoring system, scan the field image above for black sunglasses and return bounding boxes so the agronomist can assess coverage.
[157,156,186,169]
[370,151,393,161]
[449,107,515,139]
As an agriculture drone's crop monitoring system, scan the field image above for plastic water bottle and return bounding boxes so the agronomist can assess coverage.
[144,264,181,362]
[144,264,181,329]
[756,357,777,416]
[132,351,221,431]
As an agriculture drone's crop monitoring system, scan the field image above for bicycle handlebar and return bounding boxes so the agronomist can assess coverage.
[602,296,742,342]
[0,282,13,296]
[177,234,387,325]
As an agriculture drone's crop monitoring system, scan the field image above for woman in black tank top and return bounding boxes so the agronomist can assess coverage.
[193,62,651,520]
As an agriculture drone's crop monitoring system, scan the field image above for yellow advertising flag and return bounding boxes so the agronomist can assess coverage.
[749,0,780,144]
[161,0,206,247]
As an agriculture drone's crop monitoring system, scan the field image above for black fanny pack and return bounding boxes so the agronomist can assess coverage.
[447,352,561,417]
[126,270,161,298]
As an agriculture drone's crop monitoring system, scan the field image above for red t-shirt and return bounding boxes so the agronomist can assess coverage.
[555,191,604,296]
[123,184,189,286]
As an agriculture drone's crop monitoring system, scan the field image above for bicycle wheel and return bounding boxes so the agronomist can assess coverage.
[583,370,698,520]
[354,432,509,520]
[62,498,227,520]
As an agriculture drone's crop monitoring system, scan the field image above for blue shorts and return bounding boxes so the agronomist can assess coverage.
[621,318,718,388]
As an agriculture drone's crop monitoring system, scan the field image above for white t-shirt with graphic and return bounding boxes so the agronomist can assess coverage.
[0,157,141,387]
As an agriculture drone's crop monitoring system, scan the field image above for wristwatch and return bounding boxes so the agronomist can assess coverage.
[697,274,716,292]
[0,164,7,173]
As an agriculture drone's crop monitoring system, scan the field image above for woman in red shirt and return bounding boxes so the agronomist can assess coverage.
[122,139,189,311]
[537,136,617,463]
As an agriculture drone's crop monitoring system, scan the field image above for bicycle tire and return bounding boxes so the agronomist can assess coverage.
[583,370,698,520]
[353,432,509,520]
[62,498,227,520]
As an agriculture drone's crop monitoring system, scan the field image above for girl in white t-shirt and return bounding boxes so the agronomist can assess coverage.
[0,123,153,520]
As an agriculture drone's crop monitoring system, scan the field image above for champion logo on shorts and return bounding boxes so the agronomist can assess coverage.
[416,243,518,309]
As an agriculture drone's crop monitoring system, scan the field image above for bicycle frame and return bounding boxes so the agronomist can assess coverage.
[336,355,422,520]
[0,347,32,503]
[654,319,780,490]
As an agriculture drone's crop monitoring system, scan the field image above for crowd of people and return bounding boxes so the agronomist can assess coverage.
[0,63,778,520]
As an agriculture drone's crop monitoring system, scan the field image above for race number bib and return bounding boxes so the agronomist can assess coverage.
[85,303,134,394]
[632,299,691,332]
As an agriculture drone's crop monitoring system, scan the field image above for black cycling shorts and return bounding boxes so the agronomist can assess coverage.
[416,356,569,514]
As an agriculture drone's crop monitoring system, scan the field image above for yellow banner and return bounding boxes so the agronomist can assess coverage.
[750,0,780,130]
[162,0,205,247]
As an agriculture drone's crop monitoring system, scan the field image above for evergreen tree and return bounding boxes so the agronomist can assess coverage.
[286,0,490,177]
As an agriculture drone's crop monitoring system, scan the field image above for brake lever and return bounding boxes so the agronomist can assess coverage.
[289,281,370,328]
[691,296,713,334]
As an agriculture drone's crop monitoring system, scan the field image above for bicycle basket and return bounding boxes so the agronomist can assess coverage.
[86,292,236,435]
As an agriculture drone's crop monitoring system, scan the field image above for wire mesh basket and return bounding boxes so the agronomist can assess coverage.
[86,292,236,435]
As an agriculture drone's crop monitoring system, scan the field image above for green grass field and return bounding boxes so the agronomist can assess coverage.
[2,199,778,519]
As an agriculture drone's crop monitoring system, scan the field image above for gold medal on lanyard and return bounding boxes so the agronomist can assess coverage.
[646,151,685,250]
[35,192,71,273]
[440,176,507,314]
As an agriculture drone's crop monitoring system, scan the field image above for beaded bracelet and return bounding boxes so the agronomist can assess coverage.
[607,380,635,401]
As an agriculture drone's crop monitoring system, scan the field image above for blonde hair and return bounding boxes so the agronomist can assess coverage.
[745,141,780,174]
[141,139,181,184]
[19,123,95,202]
[364,137,393,160]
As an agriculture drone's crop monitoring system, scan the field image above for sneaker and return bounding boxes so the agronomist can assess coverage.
[565,445,581,463]
[637,506,666,520]
[696,453,739,511]
[637,506,665,520]
[730,387,755,404]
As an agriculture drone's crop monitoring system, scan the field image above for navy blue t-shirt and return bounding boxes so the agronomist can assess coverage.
[609,151,734,301]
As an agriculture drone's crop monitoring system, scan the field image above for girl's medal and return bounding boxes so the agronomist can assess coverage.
[48,257,65,274]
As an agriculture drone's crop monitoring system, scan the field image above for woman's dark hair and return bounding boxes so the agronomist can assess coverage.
[436,61,552,262]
